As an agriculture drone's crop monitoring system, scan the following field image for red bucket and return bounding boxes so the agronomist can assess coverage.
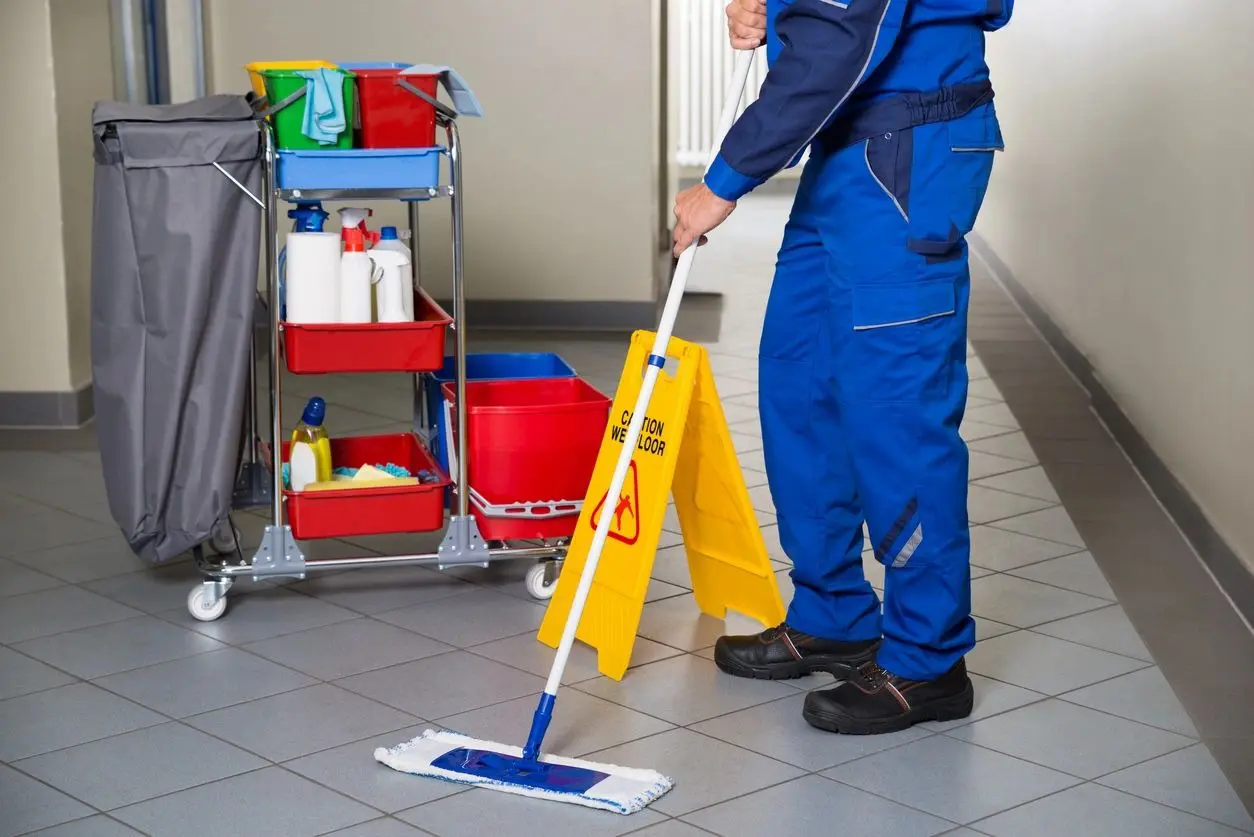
[441,378,611,508]
[345,63,440,148]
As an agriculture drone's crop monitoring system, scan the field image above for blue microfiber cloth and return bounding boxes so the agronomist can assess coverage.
[334,463,414,479]
[295,68,347,144]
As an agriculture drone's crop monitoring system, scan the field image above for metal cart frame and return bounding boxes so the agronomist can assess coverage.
[187,109,568,621]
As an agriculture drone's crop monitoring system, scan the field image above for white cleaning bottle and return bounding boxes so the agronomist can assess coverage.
[369,248,413,323]
[373,227,415,319]
[339,226,374,323]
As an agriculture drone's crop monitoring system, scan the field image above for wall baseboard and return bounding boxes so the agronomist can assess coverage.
[0,384,94,429]
[431,299,659,332]
[970,233,1254,626]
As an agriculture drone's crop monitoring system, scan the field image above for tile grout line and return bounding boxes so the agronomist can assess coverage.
[3,613,235,680]
[965,776,1254,835]
[933,692,1195,766]
[1012,603,1154,662]
[680,767,964,834]
[5,765,114,828]
[1049,691,1200,741]
[836,734,1094,826]
[1086,748,1254,835]
[968,622,1157,677]
[960,781,1084,831]
[13,810,150,837]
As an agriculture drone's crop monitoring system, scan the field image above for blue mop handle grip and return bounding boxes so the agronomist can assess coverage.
[522,692,556,762]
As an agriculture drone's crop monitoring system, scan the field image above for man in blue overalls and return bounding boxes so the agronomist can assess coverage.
[672,0,1013,734]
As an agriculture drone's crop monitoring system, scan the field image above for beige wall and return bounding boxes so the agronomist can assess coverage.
[0,0,73,392]
[206,0,661,303]
[51,0,116,389]
[0,0,113,396]
[979,1,1254,570]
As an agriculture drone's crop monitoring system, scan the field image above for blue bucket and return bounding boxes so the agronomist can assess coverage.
[426,353,577,474]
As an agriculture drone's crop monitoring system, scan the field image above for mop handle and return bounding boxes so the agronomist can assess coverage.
[521,48,757,762]
[544,48,758,697]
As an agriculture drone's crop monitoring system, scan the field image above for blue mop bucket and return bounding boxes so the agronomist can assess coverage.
[426,353,577,476]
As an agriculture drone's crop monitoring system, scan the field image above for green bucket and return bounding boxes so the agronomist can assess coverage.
[261,68,357,151]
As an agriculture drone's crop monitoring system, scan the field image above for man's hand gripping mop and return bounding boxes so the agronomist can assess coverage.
[373,47,759,816]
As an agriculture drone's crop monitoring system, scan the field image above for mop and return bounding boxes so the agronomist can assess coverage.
[373,47,759,816]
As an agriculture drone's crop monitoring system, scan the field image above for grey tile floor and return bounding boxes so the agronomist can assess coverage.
[2,195,1251,835]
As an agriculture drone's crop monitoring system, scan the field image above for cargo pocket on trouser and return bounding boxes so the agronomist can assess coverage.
[903,103,1003,264]
[847,277,959,403]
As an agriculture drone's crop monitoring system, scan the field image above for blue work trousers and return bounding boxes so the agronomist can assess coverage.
[760,108,998,681]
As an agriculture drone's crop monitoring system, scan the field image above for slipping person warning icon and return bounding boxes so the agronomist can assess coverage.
[614,493,634,529]
[590,460,641,545]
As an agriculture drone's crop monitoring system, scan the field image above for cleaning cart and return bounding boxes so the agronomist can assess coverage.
[189,62,605,621]
[92,62,604,621]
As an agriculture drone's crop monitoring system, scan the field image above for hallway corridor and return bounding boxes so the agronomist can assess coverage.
[0,194,1250,835]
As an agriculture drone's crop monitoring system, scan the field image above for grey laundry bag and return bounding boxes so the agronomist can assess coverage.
[91,94,262,564]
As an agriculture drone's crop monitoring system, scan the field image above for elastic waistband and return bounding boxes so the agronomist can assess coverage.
[816,80,994,150]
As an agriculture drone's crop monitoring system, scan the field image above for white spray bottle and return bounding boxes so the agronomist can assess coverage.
[338,209,374,323]
[368,248,414,323]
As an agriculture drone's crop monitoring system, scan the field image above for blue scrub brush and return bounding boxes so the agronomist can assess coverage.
[372,45,760,817]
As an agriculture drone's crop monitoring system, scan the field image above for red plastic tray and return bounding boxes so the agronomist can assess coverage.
[281,433,449,540]
[441,377,610,509]
[354,67,439,149]
[283,289,452,374]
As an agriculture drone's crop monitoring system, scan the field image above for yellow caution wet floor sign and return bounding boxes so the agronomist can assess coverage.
[537,331,785,680]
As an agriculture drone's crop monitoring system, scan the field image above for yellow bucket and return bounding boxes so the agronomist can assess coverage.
[244,60,337,98]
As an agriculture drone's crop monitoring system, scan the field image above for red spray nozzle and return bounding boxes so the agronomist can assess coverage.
[342,227,366,253]
[337,207,373,244]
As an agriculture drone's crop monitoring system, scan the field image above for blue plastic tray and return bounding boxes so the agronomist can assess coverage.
[276,147,443,192]
[425,353,578,474]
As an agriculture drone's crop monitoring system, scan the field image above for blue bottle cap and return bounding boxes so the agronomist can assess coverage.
[379,226,399,240]
[300,397,326,426]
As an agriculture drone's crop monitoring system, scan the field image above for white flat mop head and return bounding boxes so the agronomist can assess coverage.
[374,729,674,815]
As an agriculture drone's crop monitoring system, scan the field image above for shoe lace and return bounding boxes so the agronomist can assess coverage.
[857,660,891,688]
[762,623,790,642]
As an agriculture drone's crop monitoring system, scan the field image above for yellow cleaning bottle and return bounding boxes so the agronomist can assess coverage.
[289,397,332,491]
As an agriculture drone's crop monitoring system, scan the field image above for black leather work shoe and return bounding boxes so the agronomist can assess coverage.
[802,658,975,735]
[713,624,880,681]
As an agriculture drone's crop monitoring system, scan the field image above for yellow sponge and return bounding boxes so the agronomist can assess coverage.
[352,464,394,482]
[304,477,419,492]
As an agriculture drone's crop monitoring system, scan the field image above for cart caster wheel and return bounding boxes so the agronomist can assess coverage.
[208,521,241,556]
[187,585,228,622]
[525,563,559,601]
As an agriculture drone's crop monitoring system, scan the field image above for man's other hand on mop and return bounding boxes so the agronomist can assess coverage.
[673,183,736,257]
[726,0,767,50]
